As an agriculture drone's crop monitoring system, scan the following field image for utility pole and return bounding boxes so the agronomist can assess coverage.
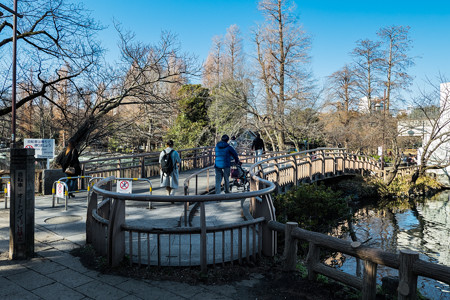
[1,2,35,260]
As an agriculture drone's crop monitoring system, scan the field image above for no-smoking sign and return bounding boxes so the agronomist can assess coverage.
[117,180,132,194]
[56,182,65,198]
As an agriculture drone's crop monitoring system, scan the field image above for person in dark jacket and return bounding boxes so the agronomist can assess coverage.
[58,139,81,198]
[215,135,240,194]
[251,133,265,162]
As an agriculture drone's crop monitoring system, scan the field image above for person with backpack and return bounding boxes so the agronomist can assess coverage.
[215,135,240,194]
[159,140,181,196]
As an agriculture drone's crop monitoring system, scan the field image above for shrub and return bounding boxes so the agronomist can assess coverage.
[274,183,351,234]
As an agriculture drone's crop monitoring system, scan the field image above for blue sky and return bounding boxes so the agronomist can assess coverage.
[85,0,450,98]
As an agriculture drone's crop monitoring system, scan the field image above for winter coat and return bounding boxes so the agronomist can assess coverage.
[215,141,240,169]
[58,148,81,176]
[251,137,265,151]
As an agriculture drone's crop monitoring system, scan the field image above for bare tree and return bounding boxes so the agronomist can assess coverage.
[223,24,245,81]
[412,80,450,179]
[377,25,414,112]
[252,0,311,150]
[351,39,382,112]
[0,0,102,120]
[325,65,359,148]
[203,35,223,89]
[56,29,200,149]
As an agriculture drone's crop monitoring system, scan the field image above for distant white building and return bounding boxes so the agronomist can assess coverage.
[357,96,385,113]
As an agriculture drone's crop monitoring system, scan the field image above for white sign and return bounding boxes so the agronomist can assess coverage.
[6,182,10,198]
[56,182,65,198]
[378,146,383,156]
[24,139,55,159]
[117,180,132,194]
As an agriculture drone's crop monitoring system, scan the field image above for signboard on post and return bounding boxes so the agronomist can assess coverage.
[24,139,55,169]
[117,180,132,194]
[56,182,65,198]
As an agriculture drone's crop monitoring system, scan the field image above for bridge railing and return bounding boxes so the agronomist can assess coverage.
[246,149,448,299]
[80,147,287,180]
[268,221,450,300]
[80,146,216,179]
[88,175,276,272]
[87,147,382,270]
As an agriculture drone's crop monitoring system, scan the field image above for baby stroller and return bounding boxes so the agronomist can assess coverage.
[230,163,250,192]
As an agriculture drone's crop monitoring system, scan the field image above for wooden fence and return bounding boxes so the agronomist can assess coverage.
[268,221,450,300]
[85,147,447,299]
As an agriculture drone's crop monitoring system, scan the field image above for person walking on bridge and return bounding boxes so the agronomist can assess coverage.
[159,140,181,196]
[215,135,240,194]
[251,133,265,162]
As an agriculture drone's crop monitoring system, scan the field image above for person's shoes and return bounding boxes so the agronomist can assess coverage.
[69,193,75,198]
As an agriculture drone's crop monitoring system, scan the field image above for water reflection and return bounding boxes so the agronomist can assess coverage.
[337,191,450,299]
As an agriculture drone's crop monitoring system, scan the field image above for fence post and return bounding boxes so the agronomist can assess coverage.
[193,149,197,169]
[321,150,325,178]
[108,198,125,267]
[362,260,378,300]
[140,156,146,178]
[290,156,298,186]
[86,191,98,244]
[306,242,320,280]
[398,250,419,300]
[284,222,298,271]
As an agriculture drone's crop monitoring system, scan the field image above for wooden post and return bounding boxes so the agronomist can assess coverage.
[86,191,98,244]
[108,198,125,267]
[306,242,320,280]
[321,150,325,178]
[398,250,419,300]
[362,260,378,300]
[284,222,298,271]
[193,149,197,169]
[140,156,146,178]
[200,201,207,273]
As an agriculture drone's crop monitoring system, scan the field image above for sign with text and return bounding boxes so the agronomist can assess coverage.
[23,139,55,159]
[117,180,132,194]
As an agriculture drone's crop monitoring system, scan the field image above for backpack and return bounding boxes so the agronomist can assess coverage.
[161,149,174,176]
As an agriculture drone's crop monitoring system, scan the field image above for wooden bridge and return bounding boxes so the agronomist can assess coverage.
[86,147,448,300]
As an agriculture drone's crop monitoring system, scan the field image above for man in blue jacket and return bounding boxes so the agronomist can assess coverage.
[215,135,240,194]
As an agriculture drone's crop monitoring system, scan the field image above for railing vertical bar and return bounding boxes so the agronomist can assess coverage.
[238,227,243,265]
[222,230,225,266]
[258,222,262,258]
[230,229,234,266]
[157,233,161,267]
[168,233,171,266]
[129,231,133,267]
[252,224,256,262]
[147,233,150,266]
[246,225,250,262]
[138,232,141,267]
[179,234,181,267]
[189,234,192,267]
[213,231,216,267]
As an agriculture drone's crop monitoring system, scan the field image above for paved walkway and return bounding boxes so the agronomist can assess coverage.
[0,171,267,299]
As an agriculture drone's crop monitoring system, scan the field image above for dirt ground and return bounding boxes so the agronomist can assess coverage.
[71,245,362,300]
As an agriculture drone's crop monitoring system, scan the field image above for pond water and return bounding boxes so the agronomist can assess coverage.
[338,191,450,299]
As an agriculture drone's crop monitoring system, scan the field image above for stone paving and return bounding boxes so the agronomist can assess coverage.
[0,171,266,299]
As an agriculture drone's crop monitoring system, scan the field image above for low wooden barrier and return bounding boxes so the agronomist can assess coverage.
[269,221,450,300]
